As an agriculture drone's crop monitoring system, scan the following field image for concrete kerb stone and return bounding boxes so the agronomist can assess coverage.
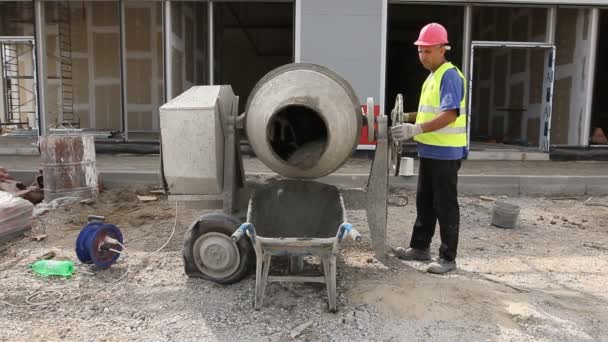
[457,175,520,196]
[519,176,587,196]
[99,171,161,189]
[390,176,418,191]
[468,150,549,161]
[0,147,38,155]
[584,176,608,196]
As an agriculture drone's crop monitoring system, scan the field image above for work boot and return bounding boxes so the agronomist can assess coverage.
[426,258,456,274]
[393,247,431,261]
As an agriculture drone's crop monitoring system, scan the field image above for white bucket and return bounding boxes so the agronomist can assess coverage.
[399,157,414,176]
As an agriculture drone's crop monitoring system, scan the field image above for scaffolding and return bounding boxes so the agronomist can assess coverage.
[1,1,77,132]
[1,40,36,128]
[56,1,75,126]
[0,2,35,129]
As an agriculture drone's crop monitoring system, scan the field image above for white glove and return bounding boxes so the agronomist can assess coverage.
[391,123,423,142]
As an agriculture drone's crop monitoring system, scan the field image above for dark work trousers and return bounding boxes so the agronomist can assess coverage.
[409,157,461,261]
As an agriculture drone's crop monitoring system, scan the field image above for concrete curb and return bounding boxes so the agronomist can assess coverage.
[0,147,38,155]
[9,170,608,196]
[393,174,608,196]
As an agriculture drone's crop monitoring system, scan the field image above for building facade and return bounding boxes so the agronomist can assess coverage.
[1,0,606,151]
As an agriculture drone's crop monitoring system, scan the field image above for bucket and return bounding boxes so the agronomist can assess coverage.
[40,134,98,202]
[491,201,520,228]
[398,157,414,176]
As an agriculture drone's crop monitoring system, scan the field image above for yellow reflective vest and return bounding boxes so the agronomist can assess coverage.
[414,62,467,147]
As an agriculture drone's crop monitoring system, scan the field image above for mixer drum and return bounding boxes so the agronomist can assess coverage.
[245,63,362,179]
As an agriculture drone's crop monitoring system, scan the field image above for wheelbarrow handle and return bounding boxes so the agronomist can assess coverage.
[232,222,255,242]
[338,223,362,242]
[349,229,362,242]
[231,229,245,241]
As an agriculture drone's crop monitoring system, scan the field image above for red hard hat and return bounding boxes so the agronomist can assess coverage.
[414,23,449,46]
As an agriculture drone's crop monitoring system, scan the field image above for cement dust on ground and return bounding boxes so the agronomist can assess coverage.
[1,189,607,341]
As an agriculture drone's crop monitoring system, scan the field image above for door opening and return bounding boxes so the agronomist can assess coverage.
[468,42,555,152]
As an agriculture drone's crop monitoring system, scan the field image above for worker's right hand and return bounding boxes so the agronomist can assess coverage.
[391,123,423,142]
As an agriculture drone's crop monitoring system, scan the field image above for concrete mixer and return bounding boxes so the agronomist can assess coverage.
[160,63,394,288]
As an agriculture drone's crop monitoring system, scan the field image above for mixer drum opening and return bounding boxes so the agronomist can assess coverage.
[267,105,328,170]
[245,63,362,179]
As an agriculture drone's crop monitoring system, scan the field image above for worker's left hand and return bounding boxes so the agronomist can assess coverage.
[391,123,423,142]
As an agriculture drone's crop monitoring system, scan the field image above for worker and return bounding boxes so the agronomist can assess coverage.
[391,23,467,274]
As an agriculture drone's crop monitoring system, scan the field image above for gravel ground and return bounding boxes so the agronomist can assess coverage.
[1,188,607,341]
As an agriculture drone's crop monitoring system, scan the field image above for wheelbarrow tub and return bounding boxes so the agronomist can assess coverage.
[247,179,344,239]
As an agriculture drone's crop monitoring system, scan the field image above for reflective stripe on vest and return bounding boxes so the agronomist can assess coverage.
[414,62,467,147]
[417,105,467,115]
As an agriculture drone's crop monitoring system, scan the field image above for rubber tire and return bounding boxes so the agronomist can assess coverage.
[182,213,255,284]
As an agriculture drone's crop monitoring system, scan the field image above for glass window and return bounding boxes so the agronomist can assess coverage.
[473,7,547,42]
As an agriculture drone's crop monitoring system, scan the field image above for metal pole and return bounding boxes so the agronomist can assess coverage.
[462,5,472,82]
[462,4,472,150]
[379,0,388,116]
[1,43,6,123]
[34,0,47,137]
[546,46,556,151]
[471,41,553,48]
[30,39,37,128]
[467,44,475,151]
[209,1,214,85]
[119,0,128,141]
[546,7,556,44]
[294,0,301,62]
[164,0,173,101]
[582,8,599,146]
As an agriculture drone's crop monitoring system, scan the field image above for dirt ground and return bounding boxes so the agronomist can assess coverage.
[1,188,607,342]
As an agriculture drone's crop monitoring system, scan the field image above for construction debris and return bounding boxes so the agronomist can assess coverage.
[32,197,81,218]
[0,167,44,205]
[290,320,313,338]
[29,234,47,241]
[36,251,56,261]
[584,197,608,208]
[137,196,158,202]
[583,242,608,251]
[0,191,34,241]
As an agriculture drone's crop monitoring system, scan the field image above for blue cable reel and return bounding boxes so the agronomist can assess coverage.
[75,216,124,269]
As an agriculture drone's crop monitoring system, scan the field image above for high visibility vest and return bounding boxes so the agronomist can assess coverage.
[414,62,467,147]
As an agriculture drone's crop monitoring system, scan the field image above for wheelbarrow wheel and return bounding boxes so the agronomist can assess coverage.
[182,213,254,284]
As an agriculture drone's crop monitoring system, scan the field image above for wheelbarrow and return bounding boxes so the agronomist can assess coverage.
[231,179,361,312]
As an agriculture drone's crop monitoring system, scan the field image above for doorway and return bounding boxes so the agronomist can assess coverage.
[468,42,555,152]
[213,2,293,114]
[386,4,464,115]
[590,10,608,146]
